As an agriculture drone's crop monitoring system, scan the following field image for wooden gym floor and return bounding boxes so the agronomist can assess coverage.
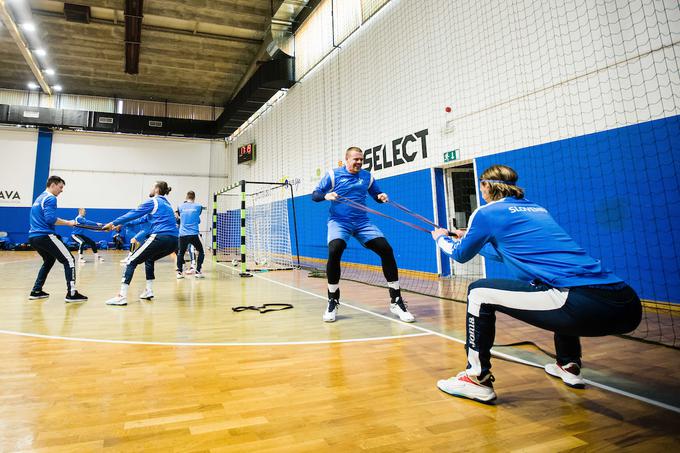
[0,250,678,452]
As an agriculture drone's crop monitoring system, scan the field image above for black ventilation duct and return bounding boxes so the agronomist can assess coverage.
[214,55,295,136]
[64,3,91,24]
[124,0,144,74]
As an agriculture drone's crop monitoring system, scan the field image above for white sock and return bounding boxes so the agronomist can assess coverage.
[387,281,400,290]
[328,284,339,293]
[120,284,129,297]
[78,253,83,260]
[146,280,153,291]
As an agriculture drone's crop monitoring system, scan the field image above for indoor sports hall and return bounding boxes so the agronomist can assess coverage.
[0,0,679,451]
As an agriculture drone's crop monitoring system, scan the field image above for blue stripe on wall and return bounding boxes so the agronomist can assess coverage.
[32,128,53,201]
[434,168,451,276]
[476,114,680,303]
[0,207,132,245]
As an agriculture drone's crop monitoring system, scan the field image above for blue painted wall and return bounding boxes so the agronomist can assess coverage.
[32,129,53,201]
[289,169,438,273]
[476,115,680,303]
[0,207,131,246]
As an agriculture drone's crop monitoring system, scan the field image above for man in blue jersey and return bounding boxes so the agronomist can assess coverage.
[28,176,88,302]
[312,147,415,323]
[431,164,641,403]
[102,181,179,306]
[175,190,205,279]
[72,208,104,263]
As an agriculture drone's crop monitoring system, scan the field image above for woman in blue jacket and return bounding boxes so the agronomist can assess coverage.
[432,164,641,403]
[103,181,178,306]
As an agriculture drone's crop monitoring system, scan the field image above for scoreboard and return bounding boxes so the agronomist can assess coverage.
[238,143,255,164]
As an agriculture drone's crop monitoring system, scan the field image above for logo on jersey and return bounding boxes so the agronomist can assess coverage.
[508,206,547,214]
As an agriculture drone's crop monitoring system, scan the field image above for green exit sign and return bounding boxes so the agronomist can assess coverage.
[443,149,458,162]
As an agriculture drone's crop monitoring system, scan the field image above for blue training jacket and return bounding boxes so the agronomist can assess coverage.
[126,214,151,239]
[312,167,383,223]
[112,196,178,236]
[72,215,101,236]
[436,197,623,288]
[29,191,58,238]
[177,201,202,236]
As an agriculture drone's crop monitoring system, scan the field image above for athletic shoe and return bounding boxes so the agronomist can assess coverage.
[106,295,128,306]
[545,362,586,389]
[176,272,184,279]
[139,289,154,300]
[390,297,415,322]
[323,298,339,322]
[194,272,205,279]
[97,256,105,261]
[29,290,49,300]
[78,258,87,263]
[437,371,497,403]
[185,268,196,275]
[65,291,88,303]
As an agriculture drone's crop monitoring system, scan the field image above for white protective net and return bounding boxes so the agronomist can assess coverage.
[215,182,297,273]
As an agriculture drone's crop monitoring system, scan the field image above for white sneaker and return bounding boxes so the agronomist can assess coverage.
[176,272,184,279]
[390,297,415,322]
[97,256,105,261]
[78,258,87,263]
[139,289,154,300]
[185,268,196,275]
[106,295,127,306]
[545,362,586,389]
[323,298,339,322]
[194,272,205,279]
[437,371,497,403]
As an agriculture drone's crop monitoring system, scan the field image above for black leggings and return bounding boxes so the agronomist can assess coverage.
[30,234,76,294]
[72,234,98,254]
[177,235,205,272]
[326,237,399,284]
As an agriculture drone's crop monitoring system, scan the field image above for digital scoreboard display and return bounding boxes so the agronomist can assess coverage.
[237,143,255,164]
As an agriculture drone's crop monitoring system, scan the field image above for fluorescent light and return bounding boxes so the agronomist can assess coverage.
[44,68,55,75]
[34,48,46,57]
[53,85,62,92]
[20,23,36,32]
[27,82,39,89]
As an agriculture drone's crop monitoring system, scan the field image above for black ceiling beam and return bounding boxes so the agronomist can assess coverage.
[214,53,295,136]
[124,0,144,74]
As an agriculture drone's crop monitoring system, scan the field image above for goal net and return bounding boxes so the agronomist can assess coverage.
[213,180,299,275]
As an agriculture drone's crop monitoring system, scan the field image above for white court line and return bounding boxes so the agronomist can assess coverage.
[215,262,680,414]
[0,329,432,347]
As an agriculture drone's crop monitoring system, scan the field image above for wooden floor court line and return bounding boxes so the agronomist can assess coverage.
[215,262,680,415]
[0,328,432,347]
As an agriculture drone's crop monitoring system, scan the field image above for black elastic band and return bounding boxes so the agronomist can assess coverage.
[232,303,294,313]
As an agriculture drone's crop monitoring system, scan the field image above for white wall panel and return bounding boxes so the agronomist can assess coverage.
[51,132,217,231]
[223,0,679,192]
[0,128,38,207]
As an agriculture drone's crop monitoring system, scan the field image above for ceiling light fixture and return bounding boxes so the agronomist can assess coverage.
[53,85,62,92]
[27,82,39,89]
[44,68,55,75]
[20,22,35,32]
[34,48,46,56]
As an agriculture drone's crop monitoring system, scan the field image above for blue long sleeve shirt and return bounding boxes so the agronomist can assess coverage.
[177,201,202,236]
[72,215,101,235]
[312,167,383,223]
[112,196,178,236]
[435,197,623,288]
[29,191,58,238]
